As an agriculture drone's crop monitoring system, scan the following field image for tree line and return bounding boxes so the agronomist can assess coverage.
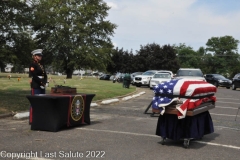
[1,0,240,78]
[107,37,240,78]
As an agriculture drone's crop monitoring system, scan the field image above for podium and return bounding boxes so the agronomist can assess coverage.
[26,93,95,132]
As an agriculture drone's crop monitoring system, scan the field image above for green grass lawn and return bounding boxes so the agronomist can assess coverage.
[0,72,136,114]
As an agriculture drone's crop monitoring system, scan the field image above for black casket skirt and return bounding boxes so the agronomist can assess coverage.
[156,111,214,141]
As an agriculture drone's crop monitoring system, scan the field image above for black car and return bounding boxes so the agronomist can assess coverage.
[99,74,111,80]
[205,74,232,89]
[232,73,240,90]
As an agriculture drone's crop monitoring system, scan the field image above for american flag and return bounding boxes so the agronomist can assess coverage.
[152,79,217,119]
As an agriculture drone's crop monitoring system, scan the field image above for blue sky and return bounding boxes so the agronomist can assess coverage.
[106,0,240,52]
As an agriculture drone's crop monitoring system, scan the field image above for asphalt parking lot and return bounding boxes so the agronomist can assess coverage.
[0,87,240,160]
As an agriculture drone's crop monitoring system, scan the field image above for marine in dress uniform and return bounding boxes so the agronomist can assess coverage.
[29,49,47,94]
[29,49,47,124]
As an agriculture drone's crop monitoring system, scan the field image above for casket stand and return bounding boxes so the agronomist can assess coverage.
[154,99,215,148]
[151,79,217,148]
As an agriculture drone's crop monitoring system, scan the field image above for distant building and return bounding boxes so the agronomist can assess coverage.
[25,68,29,73]
[5,64,13,72]
[73,70,86,75]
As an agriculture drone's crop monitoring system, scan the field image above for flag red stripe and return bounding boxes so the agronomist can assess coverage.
[180,81,209,95]
[191,86,217,96]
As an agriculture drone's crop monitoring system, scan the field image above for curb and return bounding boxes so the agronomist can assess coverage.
[13,112,30,120]
[101,99,120,105]
[93,89,139,104]
[96,91,146,105]
[0,113,13,119]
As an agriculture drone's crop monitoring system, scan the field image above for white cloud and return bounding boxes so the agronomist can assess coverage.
[106,0,240,51]
[106,2,118,10]
[112,42,117,48]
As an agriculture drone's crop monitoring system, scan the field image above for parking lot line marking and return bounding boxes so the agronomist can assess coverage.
[77,128,240,150]
[215,106,239,109]
[194,141,240,150]
[214,126,240,131]
[216,101,240,104]
[210,113,240,117]
[217,98,240,100]
[77,128,158,138]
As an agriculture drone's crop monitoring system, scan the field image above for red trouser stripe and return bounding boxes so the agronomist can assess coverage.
[29,88,34,124]
[67,96,72,127]
[82,95,86,123]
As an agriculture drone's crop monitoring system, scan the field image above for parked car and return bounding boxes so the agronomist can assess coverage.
[157,70,174,78]
[109,75,115,81]
[175,68,206,81]
[205,74,232,89]
[149,72,172,89]
[99,74,111,80]
[133,70,158,87]
[130,72,143,85]
[113,73,125,83]
[232,73,240,90]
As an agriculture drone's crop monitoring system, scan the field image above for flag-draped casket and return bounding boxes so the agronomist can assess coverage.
[153,79,216,141]
[152,79,217,119]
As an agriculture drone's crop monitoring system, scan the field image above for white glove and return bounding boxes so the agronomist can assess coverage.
[40,86,45,89]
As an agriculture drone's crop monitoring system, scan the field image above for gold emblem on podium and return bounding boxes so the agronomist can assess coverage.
[70,95,84,121]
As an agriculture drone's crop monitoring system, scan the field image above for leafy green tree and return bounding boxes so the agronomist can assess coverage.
[174,44,201,69]
[178,48,200,68]
[106,48,135,74]
[197,46,205,57]
[200,53,213,74]
[135,43,179,72]
[195,46,209,74]
[160,45,180,72]
[31,0,117,78]
[206,35,240,77]
[0,0,33,72]
[206,36,239,55]
[119,49,140,73]
[106,47,125,74]
[134,47,149,72]
[126,51,135,73]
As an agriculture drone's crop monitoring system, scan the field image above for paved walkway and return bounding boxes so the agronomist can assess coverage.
[0,87,240,160]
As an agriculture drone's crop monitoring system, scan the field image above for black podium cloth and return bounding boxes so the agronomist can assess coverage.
[26,94,95,132]
[156,111,214,141]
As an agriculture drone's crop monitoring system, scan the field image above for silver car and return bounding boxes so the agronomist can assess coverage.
[149,72,172,89]
[175,68,206,81]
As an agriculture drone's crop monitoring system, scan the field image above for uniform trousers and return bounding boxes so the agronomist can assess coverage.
[29,88,45,124]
